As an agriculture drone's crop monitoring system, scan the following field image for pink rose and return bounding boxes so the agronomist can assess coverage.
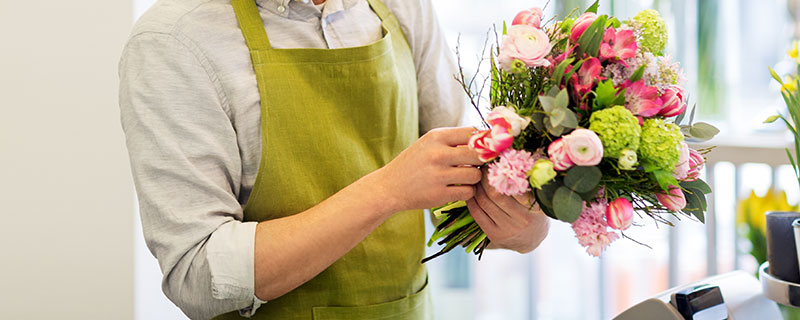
[657,187,687,211]
[469,115,514,163]
[498,25,552,72]
[606,198,633,230]
[686,148,705,181]
[570,12,597,42]
[658,86,687,117]
[562,129,604,166]
[512,7,543,29]
[673,142,690,180]
[548,138,575,171]
[599,28,638,62]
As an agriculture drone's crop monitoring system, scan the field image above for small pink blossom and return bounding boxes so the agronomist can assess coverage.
[570,57,605,97]
[623,80,662,117]
[599,28,638,62]
[498,25,552,72]
[687,148,705,181]
[469,114,514,163]
[548,138,575,171]
[562,129,604,166]
[658,86,687,117]
[657,187,687,211]
[572,199,619,257]
[673,142,690,180]
[487,149,537,196]
[606,198,634,230]
[570,13,597,43]
[512,7,543,29]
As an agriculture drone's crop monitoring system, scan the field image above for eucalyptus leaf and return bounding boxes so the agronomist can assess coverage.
[550,108,566,126]
[674,108,687,125]
[564,166,602,193]
[531,112,545,132]
[689,105,697,125]
[688,122,720,141]
[536,180,560,209]
[553,187,584,223]
[561,110,579,129]
[555,89,569,109]
[539,96,556,112]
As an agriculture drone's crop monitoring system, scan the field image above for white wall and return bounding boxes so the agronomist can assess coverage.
[0,1,135,319]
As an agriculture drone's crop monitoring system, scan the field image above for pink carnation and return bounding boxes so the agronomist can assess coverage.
[487,149,537,196]
[572,199,619,257]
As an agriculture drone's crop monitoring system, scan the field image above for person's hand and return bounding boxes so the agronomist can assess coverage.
[373,127,484,213]
[467,167,550,253]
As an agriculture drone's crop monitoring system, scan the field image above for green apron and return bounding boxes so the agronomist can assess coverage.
[216,0,430,318]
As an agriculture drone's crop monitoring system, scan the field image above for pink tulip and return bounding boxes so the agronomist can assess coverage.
[606,198,634,230]
[623,80,662,117]
[599,28,638,62]
[673,142,690,180]
[658,86,687,117]
[469,114,514,163]
[570,13,597,43]
[548,138,575,171]
[563,129,604,166]
[512,7,543,28]
[498,25,552,72]
[657,187,687,211]
[686,148,705,181]
[570,57,604,97]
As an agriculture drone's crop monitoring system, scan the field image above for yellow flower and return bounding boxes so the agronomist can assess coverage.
[783,76,799,93]
[789,41,799,62]
[736,189,798,234]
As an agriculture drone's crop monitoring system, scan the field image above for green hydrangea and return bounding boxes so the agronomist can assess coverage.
[588,106,641,158]
[633,9,668,54]
[639,118,684,171]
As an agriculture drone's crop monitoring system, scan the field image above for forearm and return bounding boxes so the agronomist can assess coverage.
[252,170,396,301]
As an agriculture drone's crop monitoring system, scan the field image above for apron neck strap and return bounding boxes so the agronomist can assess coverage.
[364,0,391,22]
[232,0,272,50]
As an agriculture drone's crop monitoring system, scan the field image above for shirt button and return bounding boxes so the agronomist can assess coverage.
[277,5,286,13]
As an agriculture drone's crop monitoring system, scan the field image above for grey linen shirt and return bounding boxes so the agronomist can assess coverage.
[118,0,465,318]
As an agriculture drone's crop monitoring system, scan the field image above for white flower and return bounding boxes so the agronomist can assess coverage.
[492,106,531,136]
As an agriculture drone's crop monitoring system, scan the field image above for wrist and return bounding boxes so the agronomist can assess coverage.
[354,169,404,219]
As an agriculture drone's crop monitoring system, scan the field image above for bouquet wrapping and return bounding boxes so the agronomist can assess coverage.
[424,2,718,262]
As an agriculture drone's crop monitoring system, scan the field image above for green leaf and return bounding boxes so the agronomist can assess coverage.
[553,187,584,223]
[544,117,567,136]
[555,88,570,108]
[680,180,712,194]
[564,166,602,193]
[576,16,608,58]
[605,17,621,29]
[642,160,659,173]
[503,21,508,35]
[579,186,602,201]
[562,59,586,85]
[629,65,646,83]
[531,112,545,132]
[594,80,618,109]
[688,122,720,141]
[585,0,599,13]
[539,96,557,112]
[682,190,705,223]
[769,66,784,84]
[612,88,627,106]
[764,115,781,124]
[550,108,567,126]
[551,58,575,87]
[674,107,687,125]
[561,110,579,129]
[652,170,679,191]
[689,105,697,125]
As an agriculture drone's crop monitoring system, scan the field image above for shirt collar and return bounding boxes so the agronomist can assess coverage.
[254,0,360,19]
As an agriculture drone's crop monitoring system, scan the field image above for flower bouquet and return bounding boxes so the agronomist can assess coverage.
[423,1,719,262]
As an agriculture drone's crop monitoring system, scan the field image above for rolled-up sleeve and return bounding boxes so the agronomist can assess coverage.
[119,32,260,319]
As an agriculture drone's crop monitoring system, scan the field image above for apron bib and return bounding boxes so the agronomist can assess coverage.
[216,0,430,318]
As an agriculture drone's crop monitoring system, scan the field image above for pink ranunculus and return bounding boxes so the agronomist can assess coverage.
[623,80,663,117]
[673,142,690,180]
[562,129,604,166]
[657,186,687,211]
[658,86,687,117]
[606,197,634,230]
[499,25,553,72]
[570,57,604,97]
[599,28,638,62]
[686,148,705,181]
[548,138,575,171]
[487,149,537,196]
[512,7,543,29]
[470,113,514,163]
[570,12,597,43]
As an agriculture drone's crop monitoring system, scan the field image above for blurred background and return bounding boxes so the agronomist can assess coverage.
[1,0,798,319]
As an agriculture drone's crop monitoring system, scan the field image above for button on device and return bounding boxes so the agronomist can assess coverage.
[277,5,286,13]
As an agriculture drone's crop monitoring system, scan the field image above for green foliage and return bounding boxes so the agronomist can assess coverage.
[629,65,646,83]
[683,188,708,223]
[768,66,800,193]
[589,106,641,158]
[584,0,599,14]
[592,80,626,110]
[565,166,602,193]
[540,88,578,136]
[652,169,679,192]
[576,15,608,58]
[553,186,584,223]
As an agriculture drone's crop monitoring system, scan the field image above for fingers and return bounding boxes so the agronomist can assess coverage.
[442,167,482,185]
[474,181,519,228]
[446,145,483,167]
[431,127,478,147]
[446,185,476,202]
[467,198,497,230]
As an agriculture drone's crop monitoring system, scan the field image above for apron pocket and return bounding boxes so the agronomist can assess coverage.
[311,281,431,320]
